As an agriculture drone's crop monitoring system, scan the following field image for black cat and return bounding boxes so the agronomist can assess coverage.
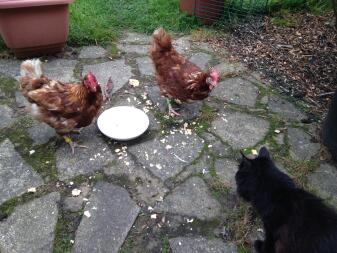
[235,147,337,253]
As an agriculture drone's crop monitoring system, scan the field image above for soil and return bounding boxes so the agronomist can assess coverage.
[210,12,337,117]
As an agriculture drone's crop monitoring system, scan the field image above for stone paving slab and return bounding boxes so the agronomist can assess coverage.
[104,154,168,204]
[173,36,191,54]
[79,46,107,59]
[15,91,29,108]
[215,159,238,191]
[145,85,167,112]
[28,122,56,145]
[0,104,15,129]
[128,131,204,180]
[274,132,285,145]
[0,192,60,253]
[120,32,150,44]
[268,96,306,121]
[288,128,320,161]
[155,177,221,220]
[308,163,337,207]
[0,59,21,79]
[169,237,237,253]
[136,56,154,76]
[43,59,78,83]
[193,42,214,52]
[0,139,44,205]
[211,111,270,149]
[63,185,91,212]
[189,52,212,70]
[117,44,149,55]
[200,132,231,157]
[211,77,258,107]
[145,84,203,120]
[56,125,115,180]
[82,59,132,94]
[179,101,203,120]
[175,154,213,183]
[72,182,140,253]
[214,61,247,78]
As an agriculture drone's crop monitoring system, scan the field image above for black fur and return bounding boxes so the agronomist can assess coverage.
[235,147,337,253]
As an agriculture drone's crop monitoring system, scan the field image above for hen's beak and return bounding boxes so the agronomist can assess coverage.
[209,80,217,90]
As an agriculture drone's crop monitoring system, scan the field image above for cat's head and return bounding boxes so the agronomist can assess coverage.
[235,147,272,202]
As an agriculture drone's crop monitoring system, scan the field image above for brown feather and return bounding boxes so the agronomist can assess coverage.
[150,28,212,102]
[20,77,102,135]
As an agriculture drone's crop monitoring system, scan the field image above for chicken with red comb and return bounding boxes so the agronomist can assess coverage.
[150,27,220,116]
[20,59,103,154]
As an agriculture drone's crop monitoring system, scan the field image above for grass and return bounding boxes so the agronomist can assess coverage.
[226,201,257,247]
[161,236,170,253]
[69,0,198,46]
[271,15,299,28]
[53,211,81,253]
[269,0,333,14]
[279,158,319,188]
[209,178,230,201]
[238,245,252,253]
[0,76,17,105]
[0,37,7,53]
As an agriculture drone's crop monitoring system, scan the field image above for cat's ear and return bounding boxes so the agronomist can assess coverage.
[258,146,270,159]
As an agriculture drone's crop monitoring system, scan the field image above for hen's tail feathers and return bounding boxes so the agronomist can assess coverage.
[152,27,172,52]
[20,59,43,78]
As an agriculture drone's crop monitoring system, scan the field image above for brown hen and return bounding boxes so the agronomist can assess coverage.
[150,28,220,115]
[20,59,103,153]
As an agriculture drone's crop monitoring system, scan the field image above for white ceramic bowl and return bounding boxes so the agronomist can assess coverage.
[97,106,149,141]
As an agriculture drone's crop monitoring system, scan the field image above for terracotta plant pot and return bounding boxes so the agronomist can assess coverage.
[180,0,196,16]
[180,0,224,25]
[0,0,74,58]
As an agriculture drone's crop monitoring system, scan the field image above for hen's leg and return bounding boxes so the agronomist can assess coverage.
[63,136,88,154]
[70,128,83,134]
[166,98,180,116]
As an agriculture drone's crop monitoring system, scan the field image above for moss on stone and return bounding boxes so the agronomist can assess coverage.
[0,116,58,181]
[190,218,222,236]
[0,76,17,96]
[53,210,82,253]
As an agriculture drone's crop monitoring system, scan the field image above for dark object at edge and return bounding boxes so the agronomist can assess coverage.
[322,87,337,160]
[0,210,7,221]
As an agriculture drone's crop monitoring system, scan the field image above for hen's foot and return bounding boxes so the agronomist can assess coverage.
[166,98,180,116]
[63,136,88,154]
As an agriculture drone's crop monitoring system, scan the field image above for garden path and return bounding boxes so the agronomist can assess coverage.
[0,32,336,253]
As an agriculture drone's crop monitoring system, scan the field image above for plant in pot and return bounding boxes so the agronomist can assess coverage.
[0,0,74,58]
